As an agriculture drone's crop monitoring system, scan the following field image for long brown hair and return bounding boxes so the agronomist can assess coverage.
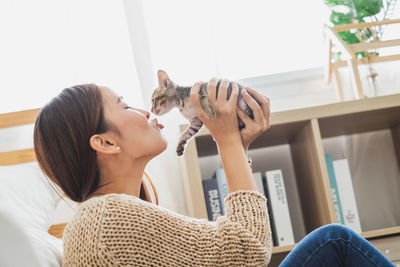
[33,84,158,203]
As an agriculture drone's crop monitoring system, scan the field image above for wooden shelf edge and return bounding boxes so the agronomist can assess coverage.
[186,94,400,138]
[271,94,400,125]
[361,226,400,239]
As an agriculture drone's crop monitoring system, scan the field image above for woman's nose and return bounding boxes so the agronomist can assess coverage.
[143,110,150,119]
[133,108,150,119]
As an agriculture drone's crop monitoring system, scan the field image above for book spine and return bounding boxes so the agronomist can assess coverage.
[202,179,223,221]
[262,173,278,247]
[215,168,229,215]
[333,159,362,233]
[325,154,345,225]
[266,169,295,246]
[253,172,266,197]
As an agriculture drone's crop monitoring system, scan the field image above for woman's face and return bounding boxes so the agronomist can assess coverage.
[99,86,167,159]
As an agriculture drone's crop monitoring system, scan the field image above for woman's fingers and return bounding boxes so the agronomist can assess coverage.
[206,78,218,106]
[217,79,230,102]
[229,82,239,107]
[246,87,270,123]
[241,87,263,123]
[237,107,252,125]
[190,82,207,121]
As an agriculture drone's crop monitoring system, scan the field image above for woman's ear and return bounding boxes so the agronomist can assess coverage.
[89,134,121,155]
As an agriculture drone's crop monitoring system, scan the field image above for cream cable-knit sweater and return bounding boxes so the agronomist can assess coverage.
[63,190,272,266]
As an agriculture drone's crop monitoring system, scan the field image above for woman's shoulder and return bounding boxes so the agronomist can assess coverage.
[63,194,145,248]
[73,193,144,219]
[64,194,141,233]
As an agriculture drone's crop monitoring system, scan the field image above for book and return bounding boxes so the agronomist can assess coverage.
[262,174,278,247]
[215,168,229,215]
[253,172,266,197]
[202,179,223,221]
[333,159,362,233]
[325,154,345,225]
[265,169,295,246]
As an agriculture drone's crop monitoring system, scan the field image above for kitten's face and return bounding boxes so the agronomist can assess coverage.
[151,87,175,115]
[151,70,176,116]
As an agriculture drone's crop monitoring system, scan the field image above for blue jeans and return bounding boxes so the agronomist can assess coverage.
[279,224,395,267]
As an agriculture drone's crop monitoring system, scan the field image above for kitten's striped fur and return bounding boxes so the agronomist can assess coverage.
[151,70,256,156]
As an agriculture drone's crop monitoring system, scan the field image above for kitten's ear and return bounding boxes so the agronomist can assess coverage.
[158,70,170,89]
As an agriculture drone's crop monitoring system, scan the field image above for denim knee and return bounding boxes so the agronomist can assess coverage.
[312,223,354,240]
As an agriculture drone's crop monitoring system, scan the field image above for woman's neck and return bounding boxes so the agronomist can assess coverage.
[91,156,150,198]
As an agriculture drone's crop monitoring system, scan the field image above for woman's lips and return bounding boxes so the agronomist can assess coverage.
[151,118,164,129]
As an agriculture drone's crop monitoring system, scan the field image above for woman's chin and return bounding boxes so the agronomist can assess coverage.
[159,139,168,153]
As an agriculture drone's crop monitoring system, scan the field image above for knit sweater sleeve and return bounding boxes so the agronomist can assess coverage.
[98,190,272,266]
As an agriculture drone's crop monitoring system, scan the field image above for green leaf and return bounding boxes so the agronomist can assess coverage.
[330,10,354,25]
[353,0,383,18]
[338,30,361,44]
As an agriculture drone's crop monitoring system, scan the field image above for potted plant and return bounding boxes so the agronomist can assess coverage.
[323,0,398,98]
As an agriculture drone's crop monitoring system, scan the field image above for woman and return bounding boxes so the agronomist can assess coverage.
[34,80,394,266]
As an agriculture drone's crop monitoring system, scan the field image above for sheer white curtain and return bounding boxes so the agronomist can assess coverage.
[0,0,143,114]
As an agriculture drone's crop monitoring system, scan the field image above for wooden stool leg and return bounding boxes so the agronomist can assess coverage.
[333,66,345,102]
[347,58,365,99]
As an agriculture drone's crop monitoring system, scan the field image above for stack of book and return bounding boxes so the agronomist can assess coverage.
[325,154,362,233]
[202,168,295,246]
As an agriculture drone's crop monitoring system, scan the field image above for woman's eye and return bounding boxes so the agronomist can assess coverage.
[125,106,132,110]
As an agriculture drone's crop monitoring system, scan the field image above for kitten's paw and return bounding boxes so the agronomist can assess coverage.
[176,141,187,156]
[176,146,184,156]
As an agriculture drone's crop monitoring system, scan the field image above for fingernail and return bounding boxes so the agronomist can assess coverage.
[241,89,248,95]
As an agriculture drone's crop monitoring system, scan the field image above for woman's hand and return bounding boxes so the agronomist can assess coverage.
[190,78,241,148]
[237,87,271,151]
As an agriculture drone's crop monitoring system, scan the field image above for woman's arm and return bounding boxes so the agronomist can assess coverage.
[190,79,258,193]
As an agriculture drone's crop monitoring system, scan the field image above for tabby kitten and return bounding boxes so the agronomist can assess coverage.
[151,70,256,156]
